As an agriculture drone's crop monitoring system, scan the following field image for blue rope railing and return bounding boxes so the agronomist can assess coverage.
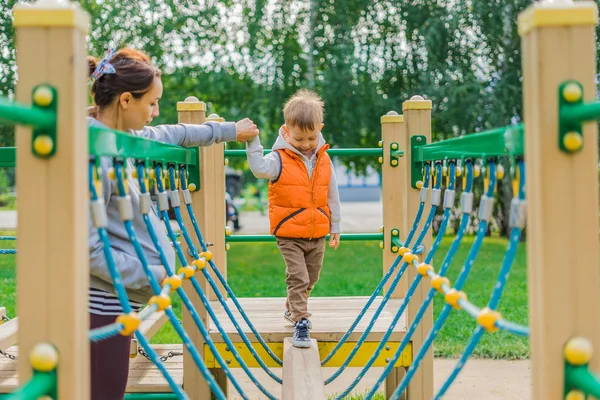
[87,161,190,400]
[325,164,438,385]
[321,164,432,367]
[336,162,456,398]
[153,166,278,400]
[433,160,527,399]
[389,161,499,399]
[178,166,283,367]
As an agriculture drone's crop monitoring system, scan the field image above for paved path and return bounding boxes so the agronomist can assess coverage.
[228,359,531,399]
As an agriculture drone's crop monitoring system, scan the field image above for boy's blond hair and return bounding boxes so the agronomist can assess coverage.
[283,89,324,132]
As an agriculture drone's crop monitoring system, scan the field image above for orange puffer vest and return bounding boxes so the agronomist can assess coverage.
[269,145,331,239]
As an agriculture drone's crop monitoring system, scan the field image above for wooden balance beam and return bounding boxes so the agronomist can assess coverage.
[282,338,325,400]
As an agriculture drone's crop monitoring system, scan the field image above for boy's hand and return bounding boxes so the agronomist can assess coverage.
[236,118,259,142]
[329,233,340,250]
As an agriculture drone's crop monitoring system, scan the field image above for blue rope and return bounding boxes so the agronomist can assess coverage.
[325,164,437,385]
[0,249,16,254]
[389,161,497,400]
[321,164,432,367]
[87,161,189,400]
[178,167,284,366]
[434,160,527,399]
[495,319,529,336]
[0,236,16,240]
[337,163,456,398]
[132,164,243,400]
[155,166,279,399]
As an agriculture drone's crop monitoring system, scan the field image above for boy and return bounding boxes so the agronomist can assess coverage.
[246,89,341,348]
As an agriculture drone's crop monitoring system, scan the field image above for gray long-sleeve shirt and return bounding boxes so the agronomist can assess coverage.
[88,118,237,303]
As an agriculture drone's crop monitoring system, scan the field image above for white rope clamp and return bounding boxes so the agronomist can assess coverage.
[169,190,181,208]
[420,187,429,203]
[118,195,134,221]
[182,189,192,205]
[158,192,170,212]
[139,193,152,215]
[431,189,442,207]
[461,192,474,214]
[91,198,108,228]
[478,195,495,222]
[509,198,527,229]
[443,190,456,209]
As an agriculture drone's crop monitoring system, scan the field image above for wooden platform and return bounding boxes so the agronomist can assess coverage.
[207,296,407,342]
[0,296,409,394]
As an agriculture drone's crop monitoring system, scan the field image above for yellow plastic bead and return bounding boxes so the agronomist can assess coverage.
[563,83,583,103]
[565,390,586,400]
[445,289,467,309]
[391,229,399,236]
[415,180,423,189]
[116,313,141,336]
[563,132,583,152]
[402,253,419,265]
[163,275,183,291]
[417,263,434,277]
[107,168,116,180]
[188,183,197,192]
[33,86,53,107]
[33,135,54,156]
[225,159,229,166]
[378,156,383,164]
[496,165,505,180]
[149,169,156,179]
[29,343,58,372]
[391,159,398,166]
[378,140,383,148]
[456,166,462,177]
[379,225,384,233]
[178,265,195,279]
[193,258,206,270]
[442,166,448,176]
[477,307,501,333]
[391,246,399,253]
[398,247,410,256]
[225,226,232,236]
[564,337,593,366]
[200,251,213,261]
[431,275,450,293]
[379,241,384,249]
[131,169,138,178]
[473,166,481,178]
[225,243,231,251]
[149,294,172,311]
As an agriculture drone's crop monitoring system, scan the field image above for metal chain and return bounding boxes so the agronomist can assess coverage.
[138,347,183,362]
[0,348,17,360]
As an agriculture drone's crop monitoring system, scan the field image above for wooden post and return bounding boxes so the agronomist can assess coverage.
[177,97,212,400]
[200,113,228,301]
[13,1,90,398]
[402,95,433,400]
[380,111,407,398]
[519,1,600,399]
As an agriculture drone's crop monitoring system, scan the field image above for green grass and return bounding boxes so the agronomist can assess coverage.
[0,234,529,359]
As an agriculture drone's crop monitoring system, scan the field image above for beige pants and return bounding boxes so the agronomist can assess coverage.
[277,237,326,322]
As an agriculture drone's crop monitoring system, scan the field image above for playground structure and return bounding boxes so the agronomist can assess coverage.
[0,0,599,399]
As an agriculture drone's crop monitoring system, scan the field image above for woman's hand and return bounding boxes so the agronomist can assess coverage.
[236,118,259,142]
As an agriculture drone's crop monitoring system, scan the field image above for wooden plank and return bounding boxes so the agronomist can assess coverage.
[282,338,325,400]
[13,2,90,398]
[519,2,600,400]
[0,318,18,351]
[207,297,407,342]
[402,96,433,400]
[177,96,211,400]
[138,311,167,339]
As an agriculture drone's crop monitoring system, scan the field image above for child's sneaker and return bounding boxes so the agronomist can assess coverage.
[292,319,311,348]
[285,310,312,329]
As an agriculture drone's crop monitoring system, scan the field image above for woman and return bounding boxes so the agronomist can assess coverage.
[87,48,258,399]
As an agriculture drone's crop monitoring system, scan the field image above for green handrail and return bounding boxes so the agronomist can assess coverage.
[224,148,383,158]
[226,233,383,243]
[0,148,16,168]
[0,97,55,129]
[3,371,56,400]
[566,365,600,398]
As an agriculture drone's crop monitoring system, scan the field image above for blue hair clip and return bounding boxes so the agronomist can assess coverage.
[91,48,117,80]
